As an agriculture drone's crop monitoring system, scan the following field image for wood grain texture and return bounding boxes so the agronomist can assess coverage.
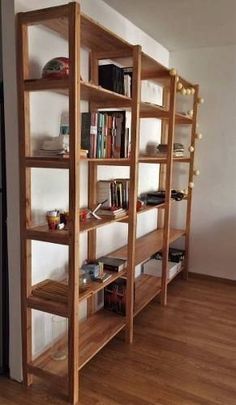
[184,84,199,280]
[161,75,177,306]
[17,14,33,387]
[1,276,236,404]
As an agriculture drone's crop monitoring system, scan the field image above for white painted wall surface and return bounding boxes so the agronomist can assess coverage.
[2,0,169,380]
[171,45,236,281]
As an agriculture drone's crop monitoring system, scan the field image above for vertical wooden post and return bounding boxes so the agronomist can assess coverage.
[87,51,99,316]
[17,15,33,387]
[161,75,177,306]
[183,84,199,280]
[157,85,170,229]
[126,45,141,343]
[68,3,80,404]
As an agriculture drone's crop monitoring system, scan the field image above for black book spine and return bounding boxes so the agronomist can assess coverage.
[81,112,91,152]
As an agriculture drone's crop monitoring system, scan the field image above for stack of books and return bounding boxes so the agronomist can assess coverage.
[97,179,129,209]
[97,207,127,219]
[81,111,130,159]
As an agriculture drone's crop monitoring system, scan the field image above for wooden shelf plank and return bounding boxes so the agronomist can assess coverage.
[81,13,133,52]
[175,113,193,125]
[25,214,128,244]
[139,156,191,164]
[110,228,185,265]
[25,225,69,245]
[139,155,167,164]
[27,294,68,317]
[25,156,70,169]
[140,102,169,119]
[24,78,69,93]
[85,158,131,166]
[25,157,131,168]
[134,274,162,316]
[30,309,126,378]
[80,214,128,233]
[24,79,132,107]
[81,81,132,106]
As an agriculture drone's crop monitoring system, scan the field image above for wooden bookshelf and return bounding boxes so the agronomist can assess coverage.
[17,3,200,403]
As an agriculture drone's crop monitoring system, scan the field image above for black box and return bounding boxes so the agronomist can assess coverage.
[99,64,124,95]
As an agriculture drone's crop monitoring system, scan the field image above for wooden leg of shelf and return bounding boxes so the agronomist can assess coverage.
[160,284,167,306]
[22,308,33,386]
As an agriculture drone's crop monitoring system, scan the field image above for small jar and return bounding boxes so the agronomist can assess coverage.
[79,269,90,293]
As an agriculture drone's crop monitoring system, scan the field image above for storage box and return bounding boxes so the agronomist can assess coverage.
[143,259,182,280]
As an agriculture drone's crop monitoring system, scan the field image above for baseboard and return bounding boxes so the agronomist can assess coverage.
[189,272,236,285]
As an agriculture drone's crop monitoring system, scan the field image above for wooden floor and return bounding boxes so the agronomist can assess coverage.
[1,275,236,405]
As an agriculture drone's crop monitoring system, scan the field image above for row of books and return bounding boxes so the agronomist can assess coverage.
[99,64,132,97]
[81,111,130,159]
[97,179,129,209]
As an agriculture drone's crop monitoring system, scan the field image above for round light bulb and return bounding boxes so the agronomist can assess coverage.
[181,88,187,95]
[169,68,177,76]
[177,82,183,90]
[186,88,191,95]
[189,182,195,189]
[195,132,203,140]
[193,169,200,176]
[187,109,193,117]
[197,97,204,104]
[176,76,179,82]
[188,145,195,153]
[191,87,195,95]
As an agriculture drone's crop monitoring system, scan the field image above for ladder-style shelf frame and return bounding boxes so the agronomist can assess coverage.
[17,3,200,404]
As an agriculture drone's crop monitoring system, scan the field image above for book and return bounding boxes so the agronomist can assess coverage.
[98,256,127,272]
[97,207,127,218]
[92,272,112,283]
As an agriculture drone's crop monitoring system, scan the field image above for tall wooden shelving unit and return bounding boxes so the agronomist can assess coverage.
[17,3,201,404]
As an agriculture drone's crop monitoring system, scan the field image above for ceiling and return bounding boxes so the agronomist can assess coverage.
[103,0,236,51]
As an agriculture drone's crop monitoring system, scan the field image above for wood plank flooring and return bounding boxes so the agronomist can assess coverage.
[0,275,236,405]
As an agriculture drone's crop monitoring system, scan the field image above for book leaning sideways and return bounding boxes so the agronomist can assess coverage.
[98,256,127,272]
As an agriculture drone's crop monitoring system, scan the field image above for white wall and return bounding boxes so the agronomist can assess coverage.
[2,0,169,381]
[171,45,236,281]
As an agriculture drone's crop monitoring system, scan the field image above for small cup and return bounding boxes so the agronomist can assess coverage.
[47,215,60,230]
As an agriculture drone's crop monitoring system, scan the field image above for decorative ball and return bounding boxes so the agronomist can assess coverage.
[169,68,177,76]
[188,145,195,153]
[186,88,191,95]
[189,182,194,189]
[177,82,183,90]
[195,133,203,140]
[197,97,204,104]
[42,57,69,79]
[181,88,187,95]
[193,169,200,176]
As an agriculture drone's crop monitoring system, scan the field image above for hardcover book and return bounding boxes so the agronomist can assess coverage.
[98,256,127,272]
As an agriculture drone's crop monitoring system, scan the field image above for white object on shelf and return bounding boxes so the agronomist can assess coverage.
[143,259,182,280]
